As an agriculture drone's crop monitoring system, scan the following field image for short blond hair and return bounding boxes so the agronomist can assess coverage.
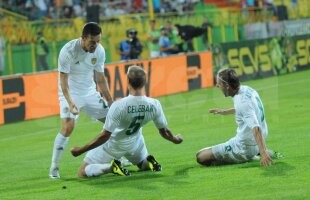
[127,65,146,89]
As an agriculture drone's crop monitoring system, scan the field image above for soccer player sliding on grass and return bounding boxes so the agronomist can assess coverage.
[196,68,278,167]
[71,65,183,177]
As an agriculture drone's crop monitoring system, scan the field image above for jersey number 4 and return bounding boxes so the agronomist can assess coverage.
[126,116,145,135]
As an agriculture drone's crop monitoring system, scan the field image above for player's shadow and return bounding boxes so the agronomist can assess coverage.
[69,170,166,190]
[66,164,196,191]
[236,160,295,177]
[260,161,295,177]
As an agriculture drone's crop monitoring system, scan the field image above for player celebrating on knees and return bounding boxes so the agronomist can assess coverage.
[196,68,274,167]
[70,65,183,177]
[49,22,114,179]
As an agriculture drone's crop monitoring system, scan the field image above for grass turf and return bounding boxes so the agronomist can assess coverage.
[0,70,309,200]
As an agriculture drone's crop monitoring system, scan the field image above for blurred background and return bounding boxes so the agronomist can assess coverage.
[0,0,309,76]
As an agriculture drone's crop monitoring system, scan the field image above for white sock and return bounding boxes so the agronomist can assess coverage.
[51,133,69,169]
[85,164,111,177]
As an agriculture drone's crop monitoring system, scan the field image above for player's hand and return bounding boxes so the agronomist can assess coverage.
[71,147,83,157]
[173,134,183,144]
[209,108,224,115]
[69,104,79,115]
[260,152,272,167]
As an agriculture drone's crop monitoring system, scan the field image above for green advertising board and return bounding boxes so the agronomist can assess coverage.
[212,34,310,81]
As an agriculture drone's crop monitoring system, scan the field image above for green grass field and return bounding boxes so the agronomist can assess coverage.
[0,70,309,200]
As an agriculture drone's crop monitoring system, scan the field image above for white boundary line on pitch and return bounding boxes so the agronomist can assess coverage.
[0,77,308,142]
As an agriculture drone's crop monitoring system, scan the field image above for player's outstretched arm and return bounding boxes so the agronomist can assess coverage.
[209,108,235,115]
[71,130,112,157]
[158,128,183,144]
[253,127,272,166]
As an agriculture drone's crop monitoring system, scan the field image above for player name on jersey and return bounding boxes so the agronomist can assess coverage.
[127,105,154,113]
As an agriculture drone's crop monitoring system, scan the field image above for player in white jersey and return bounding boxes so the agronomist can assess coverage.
[196,68,273,167]
[49,22,114,179]
[70,65,183,177]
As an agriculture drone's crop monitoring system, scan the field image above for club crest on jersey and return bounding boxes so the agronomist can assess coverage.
[91,58,97,65]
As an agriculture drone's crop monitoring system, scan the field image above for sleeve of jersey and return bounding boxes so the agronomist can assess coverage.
[104,103,121,133]
[58,50,72,73]
[153,100,168,129]
[94,45,105,72]
[240,102,260,130]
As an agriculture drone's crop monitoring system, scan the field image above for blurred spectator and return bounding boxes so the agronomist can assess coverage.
[263,0,277,17]
[164,21,182,52]
[153,0,161,13]
[35,31,49,71]
[175,24,208,52]
[0,35,5,76]
[119,28,143,61]
[105,3,116,17]
[133,0,143,13]
[35,0,48,18]
[2,0,198,20]
[276,0,288,21]
[146,20,160,58]
[159,26,178,57]
[73,1,83,17]
[291,0,297,10]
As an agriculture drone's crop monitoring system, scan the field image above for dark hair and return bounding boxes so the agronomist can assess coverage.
[217,68,240,90]
[126,28,138,36]
[82,22,101,37]
[127,65,146,89]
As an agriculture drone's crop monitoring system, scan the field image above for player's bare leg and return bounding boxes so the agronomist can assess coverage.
[196,147,223,166]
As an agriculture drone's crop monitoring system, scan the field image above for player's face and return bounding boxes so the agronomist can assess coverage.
[82,34,101,53]
[216,75,230,97]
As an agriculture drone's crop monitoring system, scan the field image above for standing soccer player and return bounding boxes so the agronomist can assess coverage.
[70,65,183,177]
[49,22,113,179]
[196,68,273,167]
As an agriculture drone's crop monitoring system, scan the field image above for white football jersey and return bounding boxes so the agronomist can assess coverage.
[104,95,168,150]
[233,85,268,145]
[58,38,106,97]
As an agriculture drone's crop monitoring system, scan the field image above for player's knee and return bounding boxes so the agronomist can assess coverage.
[61,124,74,135]
[196,152,206,165]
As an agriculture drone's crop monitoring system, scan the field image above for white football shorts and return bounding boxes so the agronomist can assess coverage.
[211,137,259,164]
[59,91,109,120]
[84,134,148,165]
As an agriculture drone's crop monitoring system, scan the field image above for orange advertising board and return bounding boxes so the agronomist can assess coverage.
[0,52,213,125]
[0,73,59,124]
[105,52,213,98]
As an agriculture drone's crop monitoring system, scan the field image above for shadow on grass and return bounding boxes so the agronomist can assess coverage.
[260,161,295,177]
[60,164,197,191]
[63,170,166,190]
